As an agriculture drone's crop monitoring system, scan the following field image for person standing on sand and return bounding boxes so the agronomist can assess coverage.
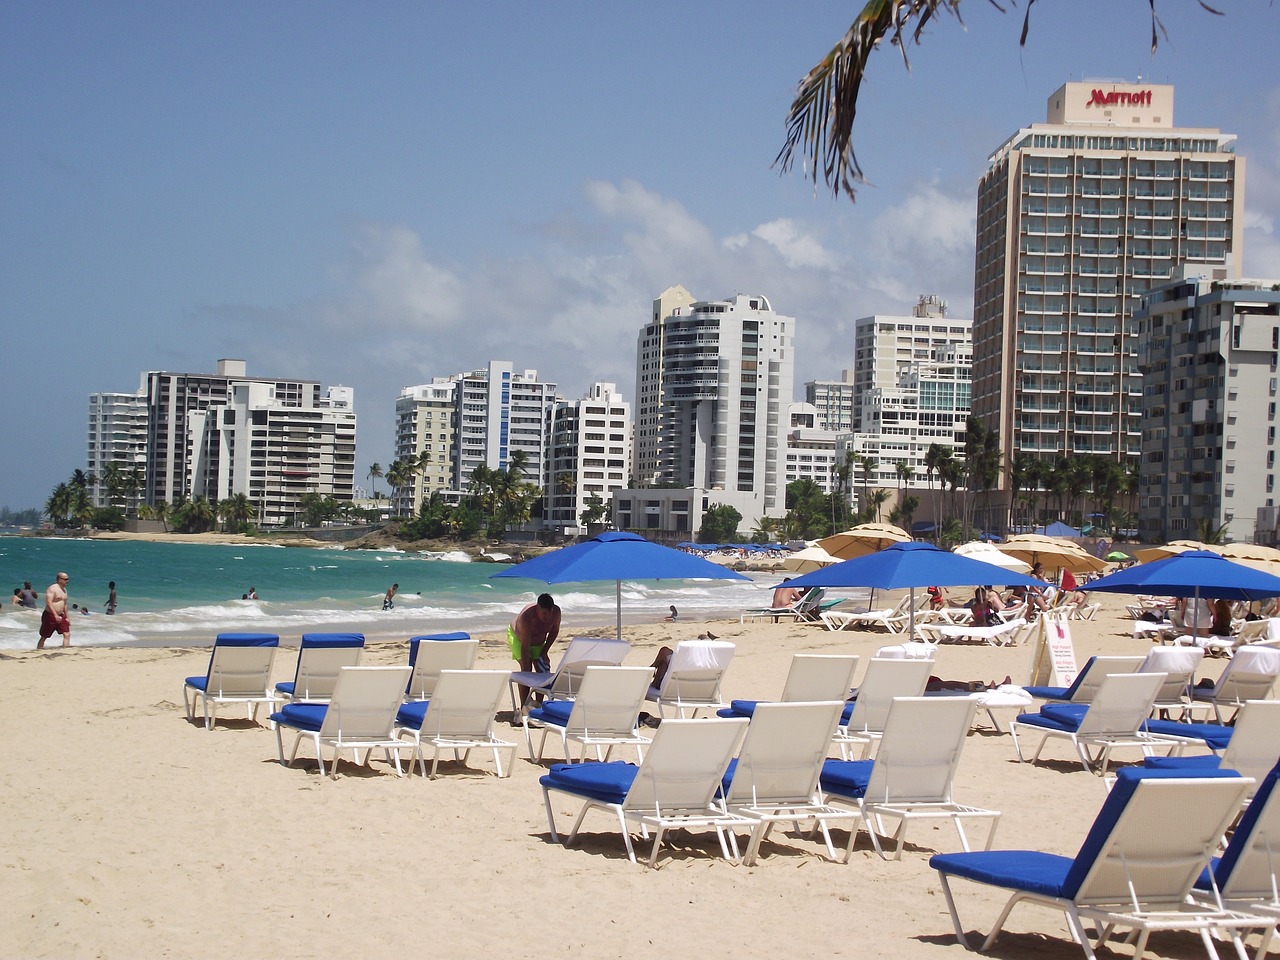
[383,583,398,610]
[105,581,117,615]
[38,572,71,649]
[508,593,561,716]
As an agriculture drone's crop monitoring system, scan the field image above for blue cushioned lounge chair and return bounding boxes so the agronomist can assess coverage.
[524,665,653,764]
[832,656,933,760]
[1185,645,1280,723]
[1023,655,1146,704]
[271,665,412,779]
[1192,761,1280,931]
[183,633,279,730]
[716,653,858,720]
[1142,700,1280,803]
[539,717,748,868]
[405,632,478,701]
[394,669,515,778]
[932,768,1269,960]
[820,696,998,860]
[508,636,631,720]
[272,632,364,705]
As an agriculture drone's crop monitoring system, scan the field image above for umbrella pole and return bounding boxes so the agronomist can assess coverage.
[909,587,916,640]
[616,580,622,640]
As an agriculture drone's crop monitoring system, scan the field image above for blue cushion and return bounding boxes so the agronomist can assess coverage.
[1144,754,1224,771]
[300,632,365,648]
[271,702,327,732]
[274,681,296,696]
[539,761,637,804]
[840,701,856,725]
[185,676,208,691]
[1022,685,1070,701]
[214,633,279,646]
[819,758,874,799]
[528,699,574,726]
[726,699,762,717]
[1141,719,1233,751]
[1039,702,1088,727]
[931,849,1075,899]
[408,632,471,667]
[1013,712,1081,734]
[396,700,430,728]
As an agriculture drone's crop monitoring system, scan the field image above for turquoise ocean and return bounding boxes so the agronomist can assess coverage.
[0,536,782,650]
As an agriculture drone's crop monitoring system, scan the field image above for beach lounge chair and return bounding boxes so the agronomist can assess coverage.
[1010,672,1180,776]
[820,593,913,633]
[523,665,654,764]
[394,669,516,778]
[182,632,279,730]
[271,632,365,705]
[834,656,934,760]
[1191,761,1280,928]
[645,639,735,718]
[716,653,859,719]
[270,665,412,778]
[1185,645,1280,723]
[1203,618,1280,659]
[931,767,1266,960]
[741,587,825,624]
[507,636,631,718]
[720,700,859,866]
[539,717,749,868]
[1142,700,1280,802]
[404,632,478,700]
[1023,655,1147,704]
[820,696,999,860]
[1137,645,1204,717]
[916,617,1029,648]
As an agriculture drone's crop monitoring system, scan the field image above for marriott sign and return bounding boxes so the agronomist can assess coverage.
[1087,88,1153,108]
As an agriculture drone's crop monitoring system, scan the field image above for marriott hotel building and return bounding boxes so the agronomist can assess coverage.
[971,81,1244,488]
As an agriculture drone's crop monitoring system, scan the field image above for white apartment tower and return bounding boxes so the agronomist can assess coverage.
[972,81,1245,478]
[1134,266,1280,544]
[91,359,357,525]
[86,391,148,509]
[394,381,457,514]
[634,284,696,486]
[643,293,794,506]
[546,382,633,534]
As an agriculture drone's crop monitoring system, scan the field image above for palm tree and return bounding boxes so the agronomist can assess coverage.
[366,463,383,499]
[777,1,1187,202]
[869,488,891,523]
[45,483,73,527]
[221,493,254,533]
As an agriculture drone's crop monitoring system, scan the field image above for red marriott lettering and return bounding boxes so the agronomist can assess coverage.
[1087,89,1153,107]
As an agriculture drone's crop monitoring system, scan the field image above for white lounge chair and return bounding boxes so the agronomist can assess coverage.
[1136,645,1204,717]
[720,700,859,866]
[932,769,1267,960]
[820,593,913,633]
[523,665,654,764]
[270,665,413,779]
[834,656,934,760]
[717,653,859,719]
[1023,654,1147,704]
[507,636,631,718]
[539,717,749,868]
[271,632,365,705]
[741,587,825,623]
[1185,645,1280,723]
[646,639,735,718]
[394,669,515,778]
[1010,672,1181,776]
[1142,700,1280,803]
[916,617,1029,647]
[1191,761,1280,924]
[404,632,479,701]
[1203,617,1280,659]
[182,632,279,730]
[820,696,1000,860]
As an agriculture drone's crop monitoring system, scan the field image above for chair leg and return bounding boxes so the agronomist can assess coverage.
[542,787,561,841]
[935,873,974,950]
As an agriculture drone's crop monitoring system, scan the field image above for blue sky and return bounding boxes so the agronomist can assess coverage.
[3,2,1278,509]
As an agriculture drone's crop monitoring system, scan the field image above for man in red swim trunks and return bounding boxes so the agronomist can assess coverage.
[38,572,72,649]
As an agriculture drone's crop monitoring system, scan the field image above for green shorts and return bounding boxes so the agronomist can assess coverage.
[507,625,545,663]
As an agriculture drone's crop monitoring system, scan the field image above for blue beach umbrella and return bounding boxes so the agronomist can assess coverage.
[1083,549,1280,635]
[491,531,750,638]
[777,540,1045,638]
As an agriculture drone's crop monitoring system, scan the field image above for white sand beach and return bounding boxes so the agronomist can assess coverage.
[1,595,1244,959]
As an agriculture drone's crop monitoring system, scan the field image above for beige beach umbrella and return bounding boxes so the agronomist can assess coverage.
[779,543,839,574]
[995,533,1107,574]
[953,540,1033,574]
[1134,540,1219,564]
[818,522,911,561]
[1218,542,1280,577]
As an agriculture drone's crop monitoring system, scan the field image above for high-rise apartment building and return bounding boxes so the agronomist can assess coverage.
[1134,266,1280,544]
[86,391,148,509]
[90,359,357,525]
[634,284,696,486]
[972,81,1244,484]
[394,381,457,514]
[545,382,632,534]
